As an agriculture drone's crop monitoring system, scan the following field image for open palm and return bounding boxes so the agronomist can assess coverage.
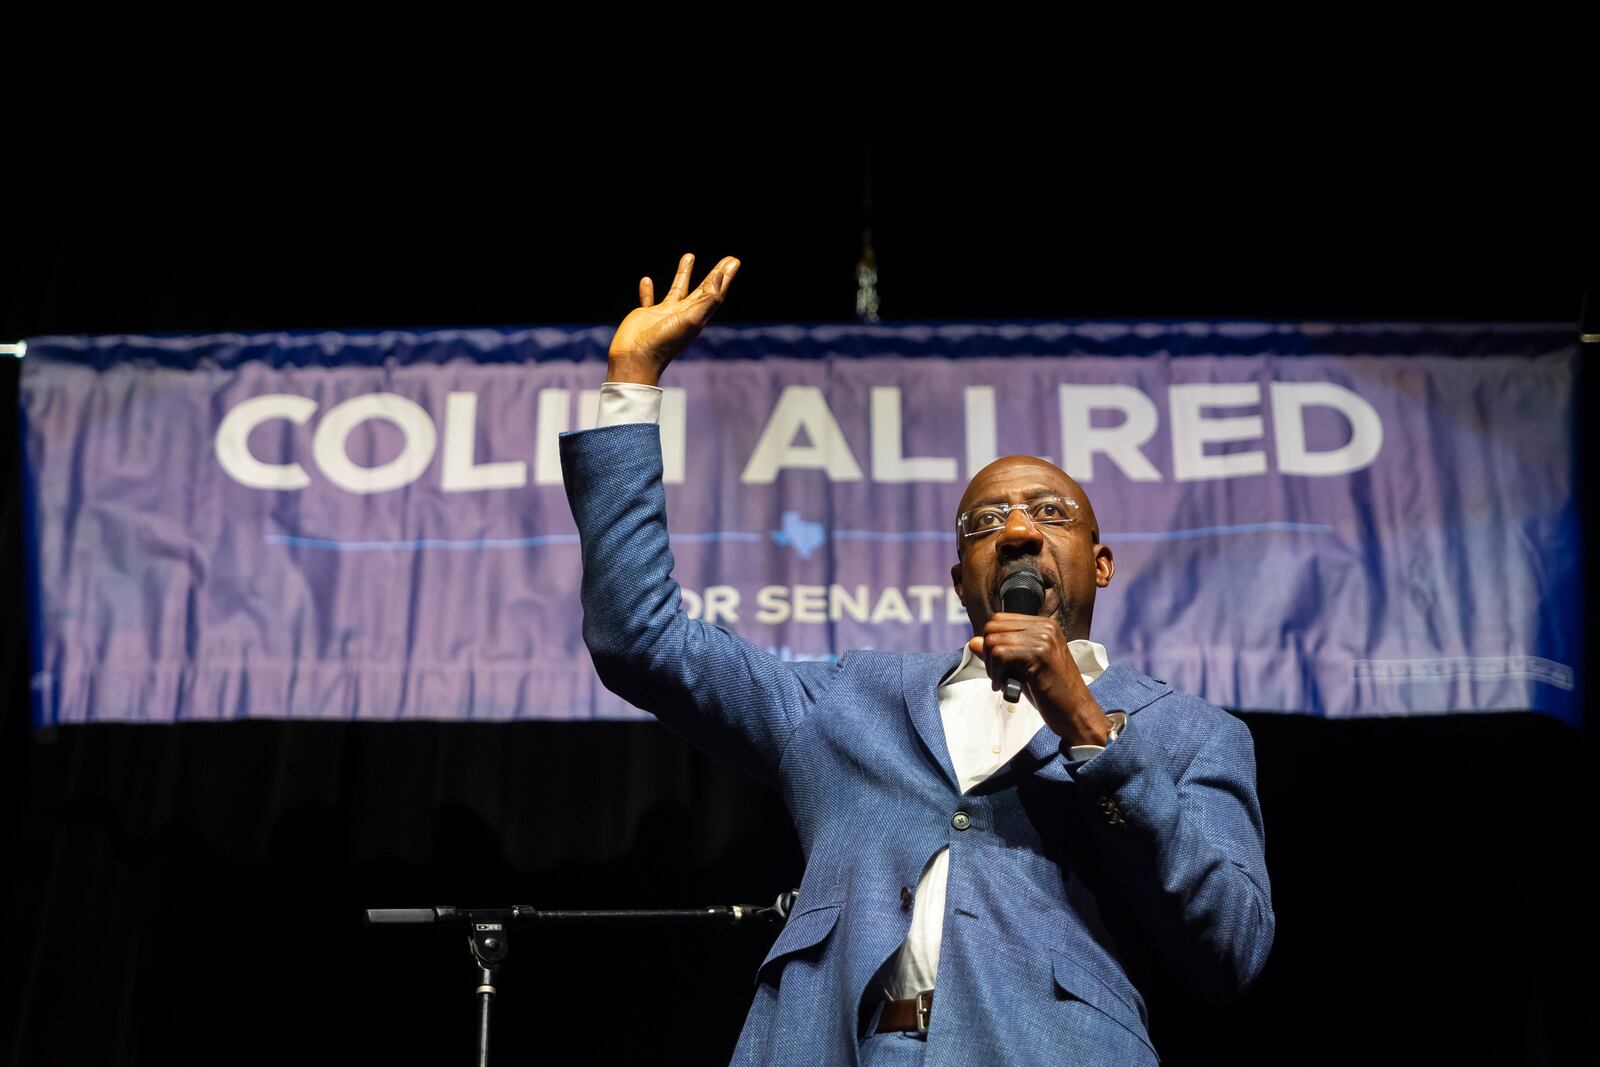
[607,253,740,385]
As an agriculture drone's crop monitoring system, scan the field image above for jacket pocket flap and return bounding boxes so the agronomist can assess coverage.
[1051,953,1154,1051]
[757,903,842,983]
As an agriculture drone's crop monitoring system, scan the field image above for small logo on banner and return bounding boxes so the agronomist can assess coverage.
[772,512,828,559]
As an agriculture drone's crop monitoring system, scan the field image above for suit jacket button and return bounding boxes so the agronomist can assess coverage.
[1102,797,1127,828]
[900,886,914,909]
[951,811,971,831]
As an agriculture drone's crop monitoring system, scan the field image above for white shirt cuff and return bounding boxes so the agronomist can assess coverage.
[595,381,663,426]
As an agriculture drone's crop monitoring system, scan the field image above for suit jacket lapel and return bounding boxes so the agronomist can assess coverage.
[903,652,963,792]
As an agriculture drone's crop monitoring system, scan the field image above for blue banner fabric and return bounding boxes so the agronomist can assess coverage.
[18,322,1578,726]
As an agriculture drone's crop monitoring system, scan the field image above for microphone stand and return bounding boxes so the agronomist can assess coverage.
[365,892,797,1067]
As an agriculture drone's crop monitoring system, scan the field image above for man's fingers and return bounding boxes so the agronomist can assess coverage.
[972,634,1020,691]
[977,630,1049,690]
[967,635,999,689]
[986,612,1048,626]
[689,256,740,303]
[665,253,695,302]
[638,277,655,307]
[713,256,740,293]
[682,257,742,327]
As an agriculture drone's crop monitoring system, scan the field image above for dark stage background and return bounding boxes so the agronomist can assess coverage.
[2,113,1594,1065]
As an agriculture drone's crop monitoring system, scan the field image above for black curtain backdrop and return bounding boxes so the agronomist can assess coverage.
[2,111,1593,1065]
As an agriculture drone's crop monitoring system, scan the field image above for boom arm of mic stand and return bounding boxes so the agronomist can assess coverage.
[364,891,801,928]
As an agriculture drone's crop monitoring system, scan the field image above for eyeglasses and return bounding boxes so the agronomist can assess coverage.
[957,496,1084,539]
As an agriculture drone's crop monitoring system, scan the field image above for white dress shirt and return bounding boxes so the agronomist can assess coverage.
[593,381,1114,1001]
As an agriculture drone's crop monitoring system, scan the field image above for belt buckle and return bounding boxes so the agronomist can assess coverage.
[914,990,932,1038]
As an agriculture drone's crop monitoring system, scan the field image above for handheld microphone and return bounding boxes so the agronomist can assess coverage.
[997,566,1046,703]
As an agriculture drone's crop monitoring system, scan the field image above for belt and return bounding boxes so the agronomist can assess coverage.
[874,991,933,1037]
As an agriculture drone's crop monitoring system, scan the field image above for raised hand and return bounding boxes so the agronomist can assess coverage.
[607,253,740,386]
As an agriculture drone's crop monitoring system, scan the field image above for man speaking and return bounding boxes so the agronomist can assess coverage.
[561,254,1274,1066]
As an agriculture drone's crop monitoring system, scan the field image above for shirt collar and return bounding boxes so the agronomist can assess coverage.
[941,638,1110,688]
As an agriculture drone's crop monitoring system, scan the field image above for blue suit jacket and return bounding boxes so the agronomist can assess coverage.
[562,424,1274,1067]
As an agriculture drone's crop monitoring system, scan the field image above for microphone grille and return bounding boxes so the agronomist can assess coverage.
[998,567,1045,614]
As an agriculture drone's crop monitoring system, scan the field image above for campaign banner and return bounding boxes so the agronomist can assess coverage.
[18,322,1579,726]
